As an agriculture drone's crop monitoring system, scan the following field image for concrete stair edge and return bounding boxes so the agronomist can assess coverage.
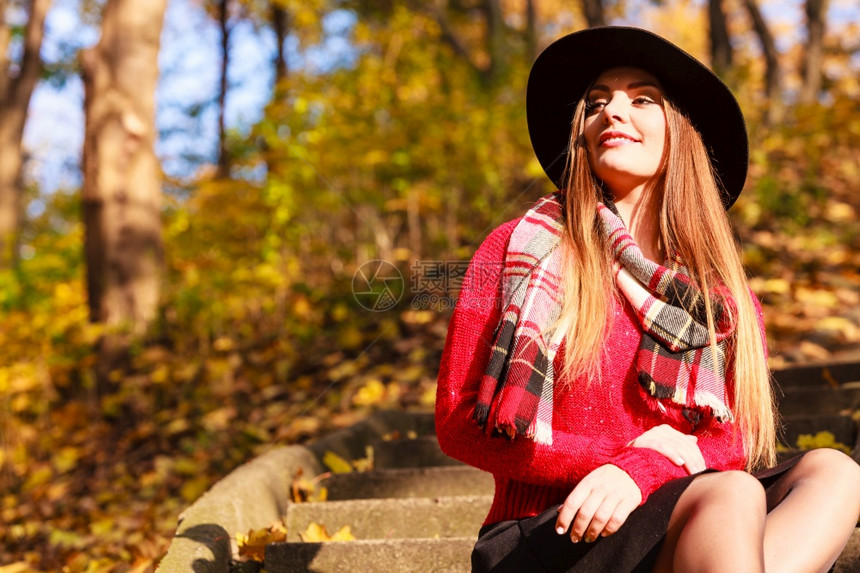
[157,410,444,572]
[262,528,860,573]
[157,443,322,573]
[772,360,860,388]
[322,465,493,500]
[775,385,860,416]
[265,536,476,573]
[284,494,493,541]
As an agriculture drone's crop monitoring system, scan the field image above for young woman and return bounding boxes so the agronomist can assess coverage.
[436,27,860,572]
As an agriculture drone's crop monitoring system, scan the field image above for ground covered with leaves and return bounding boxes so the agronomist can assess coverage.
[0,302,446,571]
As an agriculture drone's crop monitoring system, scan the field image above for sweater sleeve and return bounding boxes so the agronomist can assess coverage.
[435,220,624,489]
[607,293,766,502]
[607,413,747,502]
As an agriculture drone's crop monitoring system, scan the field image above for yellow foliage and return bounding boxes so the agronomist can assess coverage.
[180,476,211,503]
[351,379,386,407]
[815,317,860,342]
[795,431,851,454]
[53,447,81,474]
[0,563,33,573]
[795,288,839,309]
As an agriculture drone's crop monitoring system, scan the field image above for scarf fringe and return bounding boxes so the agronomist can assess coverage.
[532,419,553,445]
[472,403,491,428]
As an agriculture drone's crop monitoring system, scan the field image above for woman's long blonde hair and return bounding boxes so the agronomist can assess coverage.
[557,96,777,471]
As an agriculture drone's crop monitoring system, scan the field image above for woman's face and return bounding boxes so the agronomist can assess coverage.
[582,67,667,199]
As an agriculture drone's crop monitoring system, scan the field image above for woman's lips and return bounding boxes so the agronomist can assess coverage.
[599,131,639,147]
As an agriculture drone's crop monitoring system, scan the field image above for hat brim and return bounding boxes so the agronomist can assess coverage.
[526,26,748,209]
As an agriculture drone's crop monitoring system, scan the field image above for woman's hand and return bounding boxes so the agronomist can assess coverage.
[629,424,707,475]
[555,464,642,543]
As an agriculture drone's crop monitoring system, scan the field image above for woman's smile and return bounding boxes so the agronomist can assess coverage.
[599,130,641,147]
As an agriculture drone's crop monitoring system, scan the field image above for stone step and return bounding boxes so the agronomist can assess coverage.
[772,360,860,388]
[284,495,492,542]
[775,383,860,416]
[780,413,857,450]
[263,527,860,573]
[323,465,493,500]
[372,435,461,469]
[265,536,474,573]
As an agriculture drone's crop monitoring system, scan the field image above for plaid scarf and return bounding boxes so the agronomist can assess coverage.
[473,193,735,444]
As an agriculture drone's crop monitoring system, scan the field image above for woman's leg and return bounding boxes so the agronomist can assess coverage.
[654,449,860,573]
[760,449,860,573]
[652,470,767,573]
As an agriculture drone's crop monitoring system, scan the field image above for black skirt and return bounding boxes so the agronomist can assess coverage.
[471,454,806,572]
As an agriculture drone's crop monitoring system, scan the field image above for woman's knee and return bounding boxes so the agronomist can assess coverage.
[794,448,860,491]
[685,470,766,512]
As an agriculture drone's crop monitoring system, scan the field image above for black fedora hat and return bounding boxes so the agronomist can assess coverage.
[526,26,749,209]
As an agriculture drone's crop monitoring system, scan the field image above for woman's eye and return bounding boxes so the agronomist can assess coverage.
[633,96,656,105]
[585,100,606,114]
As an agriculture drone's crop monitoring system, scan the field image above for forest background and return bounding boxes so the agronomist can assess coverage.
[0,0,858,570]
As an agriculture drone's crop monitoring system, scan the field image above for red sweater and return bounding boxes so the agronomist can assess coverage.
[436,218,752,526]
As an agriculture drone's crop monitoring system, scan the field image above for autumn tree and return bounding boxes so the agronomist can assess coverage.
[0,0,51,268]
[80,0,168,388]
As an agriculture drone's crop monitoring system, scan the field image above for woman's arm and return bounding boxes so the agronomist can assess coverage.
[435,221,625,489]
[607,413,747,502]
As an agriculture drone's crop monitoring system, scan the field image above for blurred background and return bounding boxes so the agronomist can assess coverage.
[0,0,858,570]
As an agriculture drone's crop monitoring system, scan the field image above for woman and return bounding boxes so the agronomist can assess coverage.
[436,27,860,572]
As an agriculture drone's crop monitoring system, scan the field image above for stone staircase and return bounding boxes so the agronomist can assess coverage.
[268,462,492,571]
[157,360,860,572]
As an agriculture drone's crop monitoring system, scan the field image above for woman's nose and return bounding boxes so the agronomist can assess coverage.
[602,93,628,123]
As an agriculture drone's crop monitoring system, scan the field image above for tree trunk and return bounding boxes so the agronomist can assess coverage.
[708,0,733,77]
[743,0,781,124]
[480,0,506,83]
[800,0,828,104]
[272,1,288,84]
[581,0,606,28]
[0,0,51,268]
[80,0,167,389]
[525,0,537,62]
[217,0,231,177]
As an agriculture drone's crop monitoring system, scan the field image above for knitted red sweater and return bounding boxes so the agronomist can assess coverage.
[436,218,754,526]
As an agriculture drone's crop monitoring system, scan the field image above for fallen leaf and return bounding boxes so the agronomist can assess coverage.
[352,379,386,407]
[322,450,353,474]
[300,522,355,542]
[290,468,329,503]
[238,520,287,561]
